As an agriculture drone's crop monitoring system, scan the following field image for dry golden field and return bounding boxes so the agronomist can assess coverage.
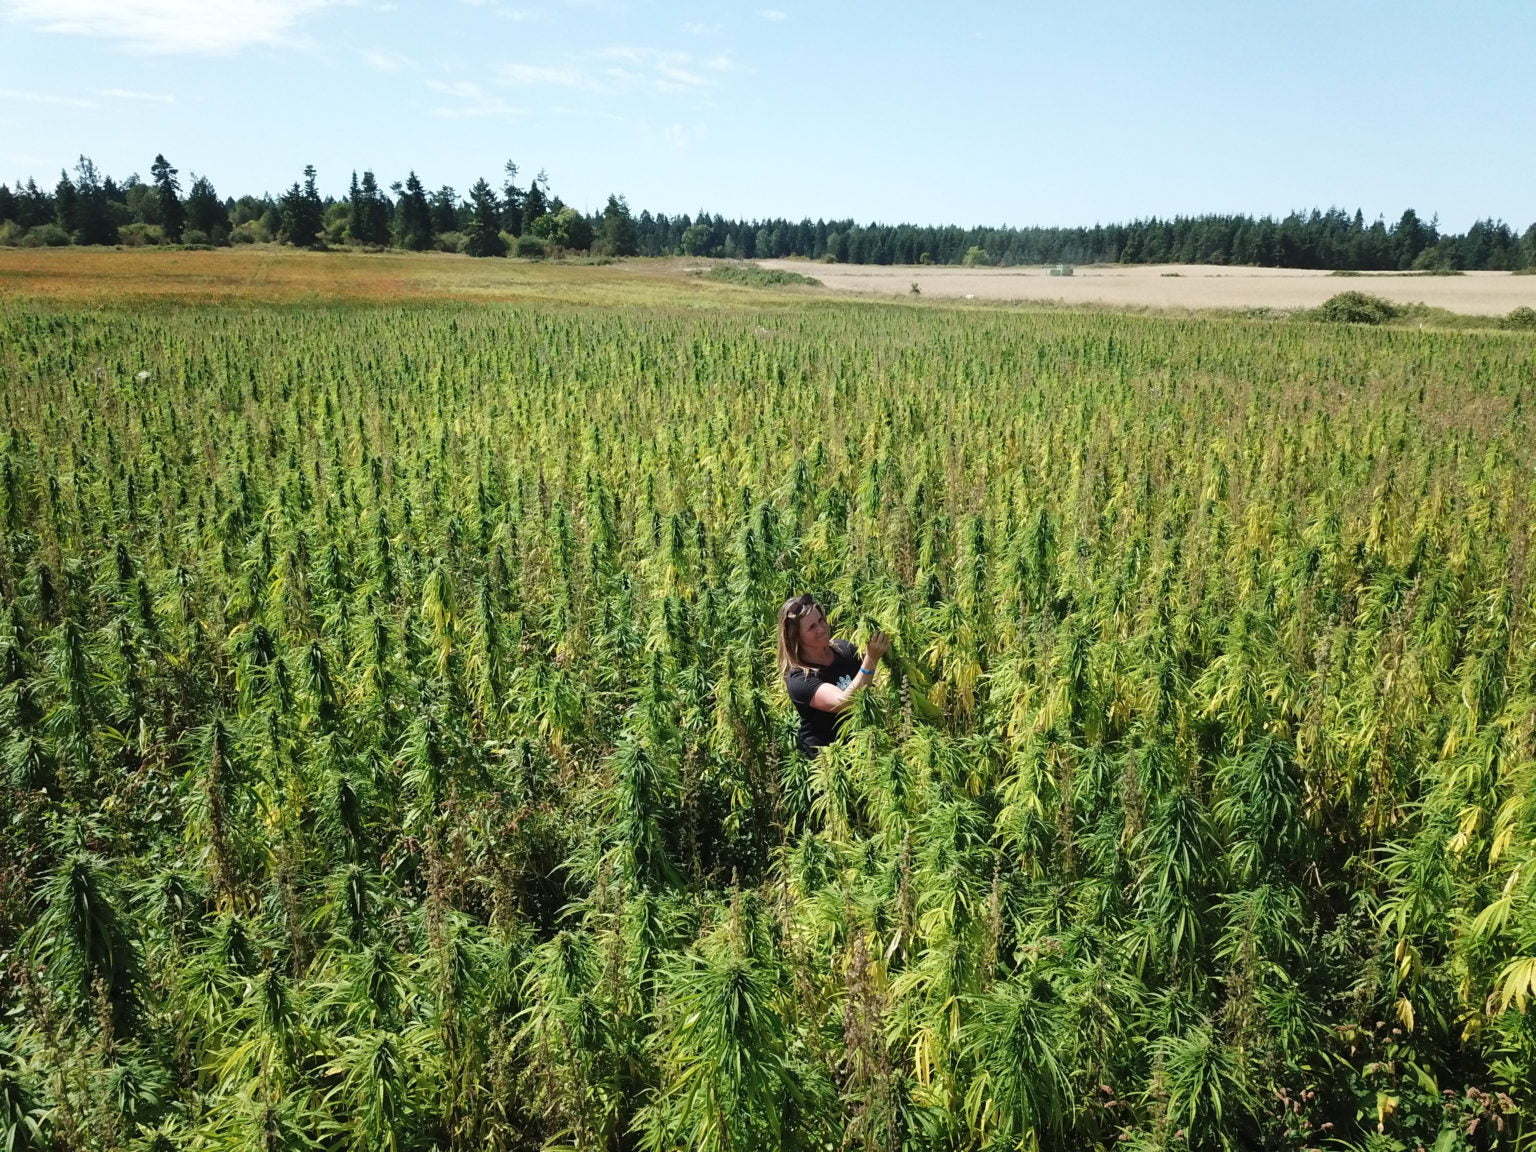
[5,246,1534,321]
[0,246,752,307]
[760,259,1536,315]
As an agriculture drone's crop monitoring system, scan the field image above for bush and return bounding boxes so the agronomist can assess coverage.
[1503,306,1536,330]
[1314,291,1401,325]
[705,262,820,288]
[435,232,466,254]
[0,220,26,246]
[118,223,165,247]
[516,235,549,260]
[962,245,991,267]
[181,229,211,247]
[19,223,70,248]
[231,221,269,245]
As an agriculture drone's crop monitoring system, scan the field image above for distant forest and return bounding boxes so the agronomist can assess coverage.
[3,153,1534,271]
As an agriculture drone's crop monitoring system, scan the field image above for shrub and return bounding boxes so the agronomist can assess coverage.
[705,263,819,288]
[118,223,165,247]
[1314,291,1401,325]
[962,245,991,267]
[231,221,269,245]
[435,231,466,254]
[516,235,548,260]
[1503,306,1536,330]
[19,223,70,248]
[0,220,26,246]
[181,229,211,247]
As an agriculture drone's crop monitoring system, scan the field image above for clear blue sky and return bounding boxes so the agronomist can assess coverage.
[1,0,1531,232]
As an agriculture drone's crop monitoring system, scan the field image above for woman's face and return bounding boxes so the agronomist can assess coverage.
[799,606,831,649]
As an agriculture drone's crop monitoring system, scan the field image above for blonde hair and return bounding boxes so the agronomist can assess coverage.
[776,594,823,679]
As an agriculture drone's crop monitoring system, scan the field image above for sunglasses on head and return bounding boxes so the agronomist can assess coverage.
[785,595,820,620]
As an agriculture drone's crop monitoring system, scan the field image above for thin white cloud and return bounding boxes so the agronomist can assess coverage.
[591,45,719,93]
[426,78,524,118]
[654,62,707,89]
[682,21,722,36]
[499,63,589,88]
[360,46,413,72]
[493,46,724,97]
[550,104,624,122]
[758,8,786,19]
[0,86,99,108]
[95,87,176,102]
[1,0,339,55]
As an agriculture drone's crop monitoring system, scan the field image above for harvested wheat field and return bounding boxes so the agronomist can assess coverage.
[761,259,1536,315]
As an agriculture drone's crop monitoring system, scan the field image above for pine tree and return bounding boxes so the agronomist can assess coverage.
[70,156,116,245]
[393,171,433,251]
[598,194,638,257]
[463,179,506,258]
[346,170,391,247]
[150,153,184,242]
[280,164,324,248]
[430,186,460,235]
[184,174,227,239]
[500,159,524,237]
[522,171,548,231]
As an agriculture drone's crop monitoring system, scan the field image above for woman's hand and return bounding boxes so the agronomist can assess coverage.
[865,630,890,663]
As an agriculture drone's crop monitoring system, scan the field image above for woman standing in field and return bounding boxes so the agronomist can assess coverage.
[778,594,889,757]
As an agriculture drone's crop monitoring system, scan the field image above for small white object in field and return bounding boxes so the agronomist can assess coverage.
[964,293,975,300]
[136,371,151,381]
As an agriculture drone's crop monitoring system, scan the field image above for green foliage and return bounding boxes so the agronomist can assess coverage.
[0,296,1533,1151]
[1313,290,1402,324]
[279,164,324,248]
[1502,305,1536,330]
[150,154,184,243]
[463,178,506,258]
[529,206,593,253]
[392,171,433,252]
[962,245,991,267]
[703,262,820,287]
[515,234,548,259]
[596,194,637,257]
[17,223,70,247]
[116,222,166,247]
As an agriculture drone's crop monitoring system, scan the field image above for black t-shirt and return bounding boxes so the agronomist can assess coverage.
[784,639,864,757]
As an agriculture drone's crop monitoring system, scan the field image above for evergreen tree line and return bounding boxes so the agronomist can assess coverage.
[3,153,1535,270]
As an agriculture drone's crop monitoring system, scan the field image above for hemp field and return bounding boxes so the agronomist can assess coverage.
[1,247,1534,1152]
